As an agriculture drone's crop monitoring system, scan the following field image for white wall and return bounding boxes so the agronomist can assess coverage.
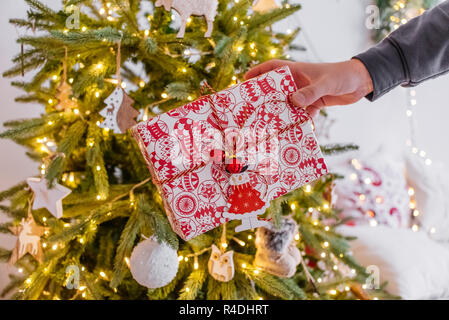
[1,0,448,297]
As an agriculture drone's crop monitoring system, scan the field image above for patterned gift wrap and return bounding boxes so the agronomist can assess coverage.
[132,66,328,240]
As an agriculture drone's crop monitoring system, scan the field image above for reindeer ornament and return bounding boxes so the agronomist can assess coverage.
[155,0,218,38]
[9,213,48,264]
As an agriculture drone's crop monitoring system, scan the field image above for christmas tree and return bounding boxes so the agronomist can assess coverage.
[1,0,390,300]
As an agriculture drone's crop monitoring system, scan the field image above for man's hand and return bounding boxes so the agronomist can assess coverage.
[244,59,374,117]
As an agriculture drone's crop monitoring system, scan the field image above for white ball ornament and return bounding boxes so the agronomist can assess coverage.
[129,237,179,289]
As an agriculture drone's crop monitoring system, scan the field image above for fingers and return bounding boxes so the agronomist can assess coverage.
[305,106,321,118]
[290,78,329,108]
[245,59,288,80]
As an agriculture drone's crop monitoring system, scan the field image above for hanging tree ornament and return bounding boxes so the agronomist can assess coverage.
[254,217,302,278]
[99,40,139,134]
[55,47,78,111]
[155,0,218,38]
[9,198,48,264]
[252,0,281,13]
[129,236,179,289]
[208,244,235,282]
[207,224,235,282]
[27,177,71,219]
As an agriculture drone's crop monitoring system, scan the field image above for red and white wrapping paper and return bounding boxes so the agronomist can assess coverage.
[132,66,328,240]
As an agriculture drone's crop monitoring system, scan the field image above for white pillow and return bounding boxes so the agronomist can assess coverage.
[404,153,449,241]
[332,153,411,228]
[338,225,449,299]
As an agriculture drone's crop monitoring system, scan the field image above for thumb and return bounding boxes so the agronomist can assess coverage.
[290,79,329,107]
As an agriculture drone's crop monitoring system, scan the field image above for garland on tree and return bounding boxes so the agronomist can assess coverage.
[0,0,395,300]
[374,0,440,41]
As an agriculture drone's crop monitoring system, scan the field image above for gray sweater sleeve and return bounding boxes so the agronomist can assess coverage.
[354,1,449,101]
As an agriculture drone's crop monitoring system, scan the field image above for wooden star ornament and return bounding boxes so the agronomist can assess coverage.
[99,87,139,134]
[27,177,71,219]
[9,213,48,264]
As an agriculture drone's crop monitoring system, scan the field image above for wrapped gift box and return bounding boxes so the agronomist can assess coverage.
[132,66,328,240]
